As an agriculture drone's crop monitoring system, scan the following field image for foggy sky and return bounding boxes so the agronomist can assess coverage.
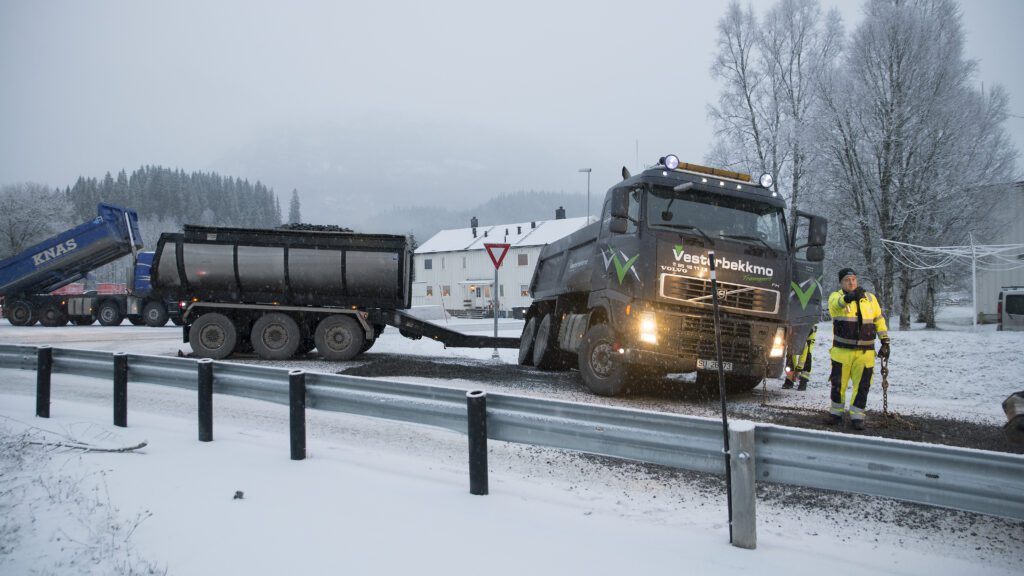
[1,0,1022,225]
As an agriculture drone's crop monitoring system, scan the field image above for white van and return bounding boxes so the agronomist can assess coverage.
[997,286,1024,331]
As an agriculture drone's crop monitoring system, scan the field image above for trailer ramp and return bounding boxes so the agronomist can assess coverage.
[391,310,520,348]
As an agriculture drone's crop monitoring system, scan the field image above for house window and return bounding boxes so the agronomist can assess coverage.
[484,286,491,298]
[424,258,433,270]
[520,284,529,297]
[426,286,433,297]
[518,253,528,266]
[441,285,451,297]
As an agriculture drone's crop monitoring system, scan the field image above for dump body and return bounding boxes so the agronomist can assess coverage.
[0,203,142,297]
[152,224,412,309]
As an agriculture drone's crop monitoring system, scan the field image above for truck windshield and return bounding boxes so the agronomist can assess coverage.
[646,186,787,252]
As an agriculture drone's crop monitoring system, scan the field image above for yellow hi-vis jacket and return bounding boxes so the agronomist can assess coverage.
[828,289,889,351]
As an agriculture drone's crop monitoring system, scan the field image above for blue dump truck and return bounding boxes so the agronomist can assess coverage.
[0,203,179,327]
[518,156,827,396]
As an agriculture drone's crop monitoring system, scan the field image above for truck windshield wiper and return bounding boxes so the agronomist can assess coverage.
[719,233,777,254]
[655,223,714,245]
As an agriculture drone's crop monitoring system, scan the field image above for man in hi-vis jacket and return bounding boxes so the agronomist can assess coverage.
[824,268,890,430]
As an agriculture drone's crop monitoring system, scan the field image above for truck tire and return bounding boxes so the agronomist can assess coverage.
[532,313,568,370]
[128,316,145,326]
[314,315,364,361]
[578,323,630,396]
[143,301,169,327]
[6,300,36,326]
[190,313,237,359]
[97,300,123,326]
[72,316,95,326]
[170,315,185,326]
[251,313,301,360]
[39,305,69,327]
[518,316,538,366]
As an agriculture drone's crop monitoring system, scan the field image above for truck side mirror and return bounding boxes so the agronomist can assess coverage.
[806,245,825,262]
[609,218,628,234]
[808,216,828,247]
[610,188,629,219]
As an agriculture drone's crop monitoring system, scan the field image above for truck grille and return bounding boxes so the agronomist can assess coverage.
[659,274,779,314]
[665,315,759,365]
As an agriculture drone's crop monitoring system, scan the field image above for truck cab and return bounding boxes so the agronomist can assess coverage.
[522,156,827,396]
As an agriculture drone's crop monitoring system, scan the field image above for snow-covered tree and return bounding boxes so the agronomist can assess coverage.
[0,183,70,259]
[288,189,301,224]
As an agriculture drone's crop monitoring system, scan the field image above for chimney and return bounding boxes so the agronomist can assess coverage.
[531,221,536,229]
[505,228,509,235]
[517,226,521,234]
[556,206,566,220]
[484,230,488,237]
[471,216,478,238]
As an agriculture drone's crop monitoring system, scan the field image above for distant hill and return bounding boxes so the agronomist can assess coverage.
[358,190,591,242]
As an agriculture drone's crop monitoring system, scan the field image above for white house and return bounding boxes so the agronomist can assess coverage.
[413,211,592,317]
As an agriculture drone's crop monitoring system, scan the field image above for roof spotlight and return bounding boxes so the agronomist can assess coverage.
[663,155,680,170]
[759,173,774,188]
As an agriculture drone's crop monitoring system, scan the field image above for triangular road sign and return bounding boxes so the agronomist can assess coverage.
[484,243,511,269]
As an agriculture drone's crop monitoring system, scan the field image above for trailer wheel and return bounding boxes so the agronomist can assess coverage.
[251,313,301,360]
[190,313,237,359]
[39,305,68,327]
[578,323,630,396]
[72,316,95,326]
[314,315,364,361]
[6,300,36,326]
[518,316,538,366]
[532,313,568,370]
[97,300,123,326]
[142,301,169,327]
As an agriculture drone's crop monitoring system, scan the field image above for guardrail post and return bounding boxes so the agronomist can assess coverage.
[35,346,52,418]
[729,421,757,549]
[289,370,306,460]
[198,359,213,442]
[467,390,488,495]
[113,352,127,428]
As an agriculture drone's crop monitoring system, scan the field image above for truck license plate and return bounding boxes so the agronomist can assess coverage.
[697,359,733,372]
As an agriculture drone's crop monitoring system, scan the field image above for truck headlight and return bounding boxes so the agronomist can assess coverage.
[639,312,658,344]
[770,327,786,358]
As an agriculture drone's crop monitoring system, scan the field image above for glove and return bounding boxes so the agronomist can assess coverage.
[878,340,890,360]
[843,288,865,303]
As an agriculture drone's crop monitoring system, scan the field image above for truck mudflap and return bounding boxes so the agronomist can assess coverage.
[390,310,520,349]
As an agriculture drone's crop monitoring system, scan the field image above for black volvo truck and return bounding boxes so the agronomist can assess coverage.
[519,156,827,396]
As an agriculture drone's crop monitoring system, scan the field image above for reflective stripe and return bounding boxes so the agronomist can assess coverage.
[830,402,845,416]
[834,336,877,347]
[877,331,889,339]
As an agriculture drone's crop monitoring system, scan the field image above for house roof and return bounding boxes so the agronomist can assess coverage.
[416,216,594,254]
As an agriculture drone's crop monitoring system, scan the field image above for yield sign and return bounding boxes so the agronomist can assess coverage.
[484,243,511,269]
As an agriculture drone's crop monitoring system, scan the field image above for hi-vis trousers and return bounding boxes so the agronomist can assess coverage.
[828,347,875,422]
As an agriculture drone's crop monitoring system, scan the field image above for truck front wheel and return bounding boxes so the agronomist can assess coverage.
[143,301,169,327]
[251,313,301,360]
[532,313,568,370]
[190,313,238,359]
[579,323,630,397]
[315,315,364,361]
[6,300,36,326]
[518,316,538,366]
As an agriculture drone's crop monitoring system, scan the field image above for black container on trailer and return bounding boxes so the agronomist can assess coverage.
[151,225,412,310]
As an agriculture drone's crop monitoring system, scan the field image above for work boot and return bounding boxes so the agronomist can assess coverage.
[822,413,842,426]
[782,379,794,389]
[851,419,866,431]
[797,377,808,391]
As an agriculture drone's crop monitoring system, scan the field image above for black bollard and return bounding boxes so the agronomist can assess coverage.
[289,370,306,461]
[467,390,488,495]
[36,346,52,418]
[198,359,213,442]
[113,352,127,427]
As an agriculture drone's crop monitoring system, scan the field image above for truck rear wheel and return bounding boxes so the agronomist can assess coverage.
[251,313,301,360]
[579,323,630,396]
[39,304,68,327]
[6,300,36,326]
[532,313,568,370]
[190,313,237,359]
[97,300,123,326]
[518,316,538,366]
[143,301,169,327]
[315,315,364,361]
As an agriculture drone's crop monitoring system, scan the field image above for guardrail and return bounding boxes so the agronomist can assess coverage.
[1,343,1022,527]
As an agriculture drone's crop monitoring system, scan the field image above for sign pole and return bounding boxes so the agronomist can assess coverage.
[483,243,511,361]
[492,265,499,359]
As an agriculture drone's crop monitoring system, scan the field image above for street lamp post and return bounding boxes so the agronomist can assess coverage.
[578,168,592,221]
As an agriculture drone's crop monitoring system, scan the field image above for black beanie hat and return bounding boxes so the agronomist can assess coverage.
[837,268,857,282]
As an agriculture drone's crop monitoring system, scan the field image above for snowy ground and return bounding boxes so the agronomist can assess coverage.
[0,305,1022,574]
